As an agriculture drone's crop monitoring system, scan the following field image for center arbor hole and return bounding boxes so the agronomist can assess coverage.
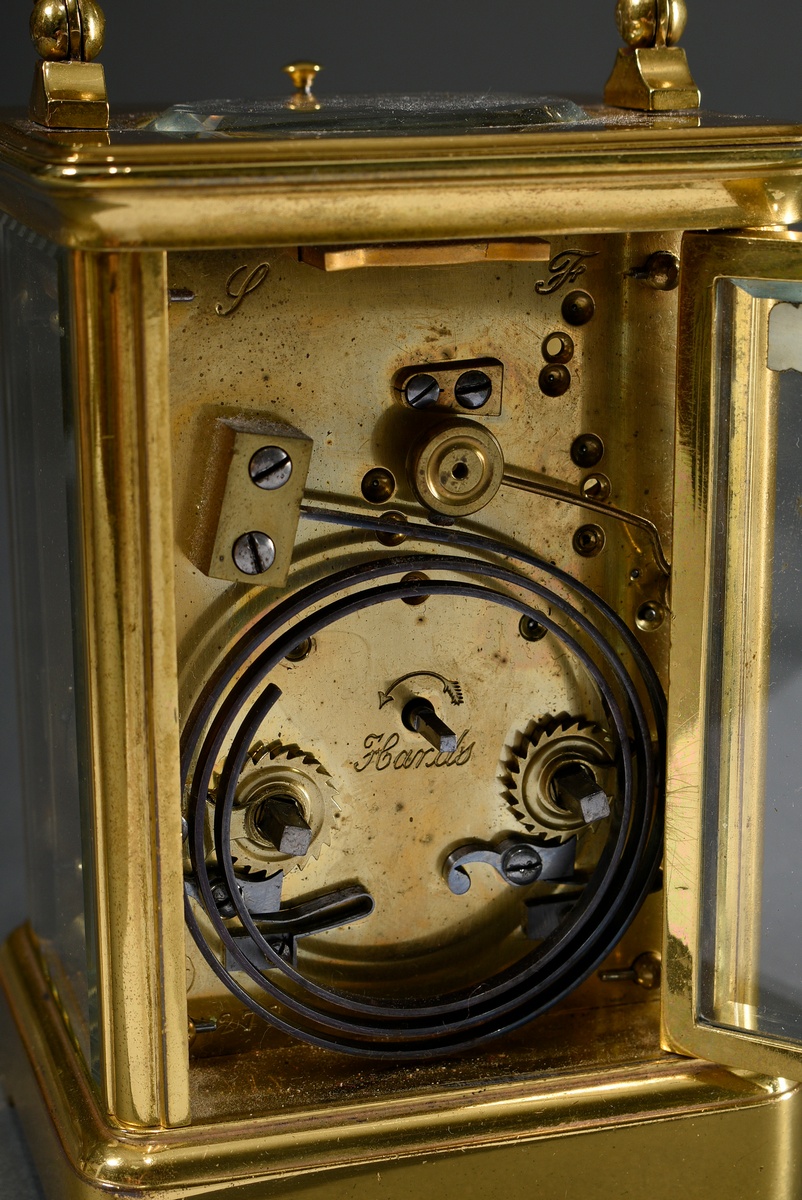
[451,461,470,481]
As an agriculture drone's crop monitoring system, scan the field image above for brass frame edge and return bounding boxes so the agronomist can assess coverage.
[3,924,798,1198]
[67,250,189,1128]
[664,228,802,1076]
[711,283,778,1028]
[0,119,801,248]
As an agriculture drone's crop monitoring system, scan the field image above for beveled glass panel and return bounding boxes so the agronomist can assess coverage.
[150,93,587,138]
[700,278,802,1043]
[0,215,96,1068]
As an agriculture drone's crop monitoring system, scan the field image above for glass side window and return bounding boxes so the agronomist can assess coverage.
[0,215,96,1069]
[701,279,802,1042]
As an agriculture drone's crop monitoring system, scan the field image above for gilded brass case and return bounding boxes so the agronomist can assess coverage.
[2,91,802,1200]
[30,61,109,130]
[29,0,109,129]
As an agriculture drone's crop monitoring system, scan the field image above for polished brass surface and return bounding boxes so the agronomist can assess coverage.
[616,0,687,48]
[29,0,108,128]
[606,0,699,111]
[604,47,701,112]
[30,61,109,129]
[31,0,73,60]
[170,234,674,1031]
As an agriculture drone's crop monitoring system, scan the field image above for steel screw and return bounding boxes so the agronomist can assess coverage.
[405,373,442,409]
[455,369,493,410]
[573,524,605,558]
[571,433,604,468]
[210,881,236,918]
[233,531,276,575]
[562,290,596,326]
[376,511,408,547]
[581,473,611,501]
[636,601,666,632]
[500,844,543,886]
[539,364,572,397]
[519,615,548,642]
[632,251,680,292]
[599,951,661,990]
[249,446,293,490]
[400,571,431,607]
[285,638,313,663]
[361,467,396,504]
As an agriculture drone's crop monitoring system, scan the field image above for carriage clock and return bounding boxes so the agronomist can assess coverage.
[2,1,802,1197]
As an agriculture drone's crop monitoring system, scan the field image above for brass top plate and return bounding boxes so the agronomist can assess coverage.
[0,103,801,249]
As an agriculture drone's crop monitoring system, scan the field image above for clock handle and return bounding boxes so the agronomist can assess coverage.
[605,0,701,111]
[29,0,109,129]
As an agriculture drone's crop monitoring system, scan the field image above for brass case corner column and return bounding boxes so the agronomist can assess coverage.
[68,250,190,1128]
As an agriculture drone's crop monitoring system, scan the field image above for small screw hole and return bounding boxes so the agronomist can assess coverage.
[581,474,611,501]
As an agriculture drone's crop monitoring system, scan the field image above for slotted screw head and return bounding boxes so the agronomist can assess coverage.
[233,532,276,575]
[500,845,543,886]
[455,370,493,410]
[405,373,442,409]
[249,446,293,490]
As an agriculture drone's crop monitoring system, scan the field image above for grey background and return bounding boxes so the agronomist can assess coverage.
[0,0,800,118]
[0,2,801,1194]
